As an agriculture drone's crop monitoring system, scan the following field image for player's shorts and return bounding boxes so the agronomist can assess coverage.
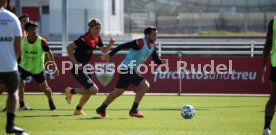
[116,69,144,89]
[70,66,94,90]
[270,66,276,82]
[0,71,19,93]
[18,66,45,83]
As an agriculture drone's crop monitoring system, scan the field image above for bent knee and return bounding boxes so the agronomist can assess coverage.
[114,88,125,96]
[143,81,150,89]
[139,81,150,91]
[87,86,98,95]
[143,85,150,92]
[45,87,52,91]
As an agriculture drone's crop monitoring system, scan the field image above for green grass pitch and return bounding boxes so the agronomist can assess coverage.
[0,95,274,135]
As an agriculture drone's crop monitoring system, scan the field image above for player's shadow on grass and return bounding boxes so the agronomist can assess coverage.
[106,108,200,111]
[199,105,263,109]
[79,117,127,120]
[18,114,73,118]
[25,108,76,111]
[127,105,263,111]
[105,108,180,111]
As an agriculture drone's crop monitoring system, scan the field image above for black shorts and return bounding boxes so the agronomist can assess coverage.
[116,69,144,89]
[70,66,94,89]
[270,66,276,82]
[18,66,45,83]
[0,71,19,93]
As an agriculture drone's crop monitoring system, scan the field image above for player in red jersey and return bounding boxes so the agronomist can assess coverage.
[65,18,115,115]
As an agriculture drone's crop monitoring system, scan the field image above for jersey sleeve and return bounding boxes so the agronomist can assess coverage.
[136,39,144,49]
[97,35,104,47]
[151,48,162,64]
[108,40,141,57]
[74,37,85,48]
[41,38,50,52]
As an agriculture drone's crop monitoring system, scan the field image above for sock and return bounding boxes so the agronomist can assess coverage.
[19,101,25,108]
[6,113,15,128]
[264,116,272,129]
[99,103,108,110]
[48,100,55,106]
[70,88,77,94]
[130,102,139,112]
[76,105,82,110]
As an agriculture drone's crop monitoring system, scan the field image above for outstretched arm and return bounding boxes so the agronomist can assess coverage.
[41,39,59,76]
[151,48,162,64]
[46,50,59,77]
[151,48,168,65]
[101,40,139,61]
[99,37,115,53]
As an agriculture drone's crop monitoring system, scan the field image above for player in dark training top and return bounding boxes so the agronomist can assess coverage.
[65,18,115,115]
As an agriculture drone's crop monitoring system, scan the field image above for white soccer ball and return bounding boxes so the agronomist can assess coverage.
[180,104,195,119]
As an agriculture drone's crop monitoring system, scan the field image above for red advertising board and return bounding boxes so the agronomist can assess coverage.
[24,56,269,94]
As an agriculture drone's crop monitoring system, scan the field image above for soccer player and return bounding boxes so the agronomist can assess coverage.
[96,26,168,118]
[2,14,30,111]
[65,18,115,115]
[18,21,59,110]
[0,0,27,133]
[18,14,29,36]
[261,17,276,135]
[18,14,31,110]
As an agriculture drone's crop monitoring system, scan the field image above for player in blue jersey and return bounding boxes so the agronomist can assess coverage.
[96,26,168,118]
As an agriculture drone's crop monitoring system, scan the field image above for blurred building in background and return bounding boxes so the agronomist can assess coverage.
[124,0,276,34]
[9,0,124,36]
[8,0,276,35]
[49,0,124,35]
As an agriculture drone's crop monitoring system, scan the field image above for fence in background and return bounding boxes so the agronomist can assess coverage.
[48,41,264,57]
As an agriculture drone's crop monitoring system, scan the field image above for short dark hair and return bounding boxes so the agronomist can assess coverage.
[18,14,29,20]
[24,21,37,30]
[144,26,157,35]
